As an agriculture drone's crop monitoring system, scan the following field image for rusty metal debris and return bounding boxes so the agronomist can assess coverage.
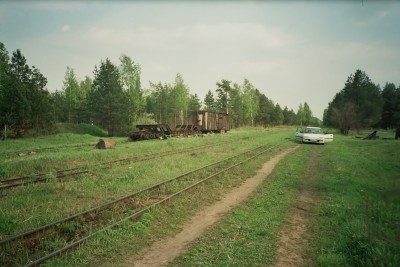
[129,112,229,141]
[363,130,378,140]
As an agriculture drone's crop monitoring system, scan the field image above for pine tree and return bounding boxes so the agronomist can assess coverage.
[216,79,232,114]
[119,54,143,129]
[324,69,383,133]
[381,83,397,129]
[90,58,129,136]
[204,90,216,112]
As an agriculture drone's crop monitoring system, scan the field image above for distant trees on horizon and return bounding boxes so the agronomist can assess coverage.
[323,69,400,134]
[3,42,398,139]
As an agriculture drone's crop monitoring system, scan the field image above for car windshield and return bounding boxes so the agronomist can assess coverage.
[305,128,322,134]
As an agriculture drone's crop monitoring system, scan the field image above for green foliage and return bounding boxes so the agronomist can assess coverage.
[203,90,216,112]
[0,44,54,138]
[133,113,157,126]
[63,67,80,123]
[282,106,297,125]
[90,58,129,136]
[216,79,232,113]
[296,102,320,126]
[188,93,202,114]
[56,123,107,137]
[74,123,108,137]
[242,79,259,127]
[381,83,400,129]
[119,54,144,131]
[163,73,190,126]
[272,103,284,125]
[255,93,273,127]
[3,41,400,139]
[1,41,325,138]
[145,75,191,126]
[324,69,384,133]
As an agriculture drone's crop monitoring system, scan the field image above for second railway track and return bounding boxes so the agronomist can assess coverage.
[0,143,280,267]
[0,138,246,191]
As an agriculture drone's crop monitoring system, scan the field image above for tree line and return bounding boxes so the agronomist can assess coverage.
[323,69,400,134]
[0,42,319,138]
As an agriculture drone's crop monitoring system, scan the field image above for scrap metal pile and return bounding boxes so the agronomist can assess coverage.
[129,111,229,141]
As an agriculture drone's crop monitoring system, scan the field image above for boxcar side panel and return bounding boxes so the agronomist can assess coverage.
[192,111,229,133]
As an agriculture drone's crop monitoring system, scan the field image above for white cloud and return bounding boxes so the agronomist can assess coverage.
[7,1,399,120]
[61,24,70,32]
[30,2,86,12]
[82,23,292,51]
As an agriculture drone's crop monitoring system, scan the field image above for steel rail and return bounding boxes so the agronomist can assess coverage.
[0,144,271,246]
[1,144,275,266]
[0,143,96,159]
[22,145,276,267]
[0,139,237,190]
[0,170,89,190]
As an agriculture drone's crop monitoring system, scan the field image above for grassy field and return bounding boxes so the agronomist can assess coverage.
[170,131,400,267]
[310,134,400,266]
[0,126,399,266]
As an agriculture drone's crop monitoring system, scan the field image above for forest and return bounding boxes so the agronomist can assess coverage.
[324,69,400,134]
[1,42,399,138]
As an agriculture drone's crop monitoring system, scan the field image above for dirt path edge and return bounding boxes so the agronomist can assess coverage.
[121,145,300,267]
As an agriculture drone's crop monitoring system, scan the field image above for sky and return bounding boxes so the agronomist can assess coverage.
[1,0,400,119]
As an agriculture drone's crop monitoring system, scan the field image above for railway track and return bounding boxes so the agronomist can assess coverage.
[0,143,96,159]
[0,144,277,266]
[0,140,240,191]
[0,169,90,190]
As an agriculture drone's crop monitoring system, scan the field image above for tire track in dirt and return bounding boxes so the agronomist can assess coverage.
[120,145,300,267]
[271,147,322,267]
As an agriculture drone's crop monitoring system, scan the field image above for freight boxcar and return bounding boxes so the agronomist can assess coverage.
[192,111,229,133]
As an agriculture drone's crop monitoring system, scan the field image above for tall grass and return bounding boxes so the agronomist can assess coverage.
[310,136,400,266]
[0,128,293,238]
[171,134,400,267]
[171,140,309,266]
[0,128,296,266]
[2,128,398,266]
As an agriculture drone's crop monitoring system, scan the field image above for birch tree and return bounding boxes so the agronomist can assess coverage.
[119,54,143,129]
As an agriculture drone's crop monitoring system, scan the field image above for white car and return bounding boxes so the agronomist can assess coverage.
[295,126,333,144]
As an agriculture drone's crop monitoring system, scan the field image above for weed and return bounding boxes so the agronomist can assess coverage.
[309,136,400,267]
[45,170,57,182]
[0,128,354,266]
[63,221,82,233]
[0,212,18,235]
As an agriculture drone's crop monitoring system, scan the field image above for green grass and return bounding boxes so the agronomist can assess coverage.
[309,136,400,267]
[0,127,296,266]
[37,129,295,267]
[170,139,311,266]
[2,128,397,266]
[55,123,108,137]
[169,135,400,267]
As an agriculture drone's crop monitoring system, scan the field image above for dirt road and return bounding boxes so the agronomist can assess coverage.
[119,145,300,267]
